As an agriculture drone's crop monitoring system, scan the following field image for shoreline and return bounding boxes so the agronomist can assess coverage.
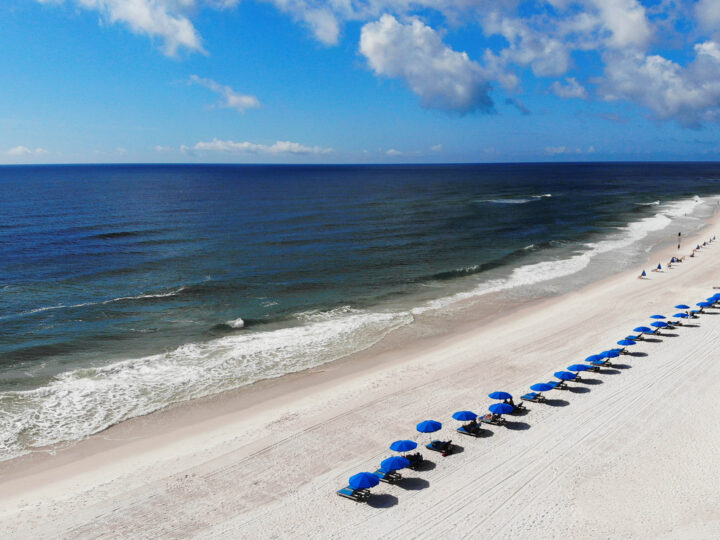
[2,209,720,537]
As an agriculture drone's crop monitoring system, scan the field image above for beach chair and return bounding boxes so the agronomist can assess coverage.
[480,413,505,426]
[426,440,453,456]
[457,422,483,437]
[510,400,527,413]
[373,468,402,484]
[337,487,370,502]
[521,392,545,402]
[546,380,568,390]
[406,452,424,470]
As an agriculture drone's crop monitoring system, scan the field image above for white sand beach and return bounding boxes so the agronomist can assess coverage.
[2,218,720,539]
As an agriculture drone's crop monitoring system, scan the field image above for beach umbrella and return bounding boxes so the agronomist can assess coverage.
[641,270,647,277]
[380,456,410,472]
[349,472,380,490]
[554,371,577,381]
[674,313,689,318]
[389,440,417,452]
[530,383,554,392]
[656,263,662,270]
[651,321,668,328]
[697,302,712,308]
[568,364,592,372]
[452,411,477,421]
[697,244,701,249]
[589,360,606,367]
[488,391,513,401]
[650,314,666,319]
[585,354,604,363]
[617,339,636,346]
[488,403,514,415]
[625,335,640,341]
[416,420,442,433]
[603,350,621,358]
[675,304,690,310]
[634,326,652,333]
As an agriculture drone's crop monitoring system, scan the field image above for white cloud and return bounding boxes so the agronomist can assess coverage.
[192,138,334,154]
[545,145,567,155]
[696,0,720,33]
[386,148,403,156]
[601,43,720,127]
[360,15,492,114]
[189,75,260,113]
[550,77,588,99]
[431,144,443,152]
[7,146,49,156]
[154,145,173,152]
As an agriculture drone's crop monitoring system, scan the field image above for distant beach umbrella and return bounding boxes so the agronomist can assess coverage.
[488,391,513,401]
[617,339,636,346]
[349,472,380,490]
[641,270,647,277]
[452,411,477,421]
[674,304,690,309]
[554,371,577,381]
[673,313,689,318]
[657,263,662,270]
[697,302,712,308]
[488,403,514,415]
[568,364,591,372]
[625,335,640,341]
[601,350,621,358]
[589,360,606,366]
[530,383,554,392]
[651,321,668,328]
[650,314,666,319]
[585,354,604,363]
[697,244,701,249]
[634,326,652,333]
[380,456,410,472]
[389,440,417,452]
[416,420,442,433]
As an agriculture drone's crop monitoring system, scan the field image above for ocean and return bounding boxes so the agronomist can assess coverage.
[1,162,720,460]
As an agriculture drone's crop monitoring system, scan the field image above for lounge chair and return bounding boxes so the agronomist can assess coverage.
[457,421,483,437]
[480,413,505,425]
[546,380,568,390]
[373,468,402,484]
[426,440,453,456]
[406,452,424,470]
[337,487,370,502]
[521,392,545,402]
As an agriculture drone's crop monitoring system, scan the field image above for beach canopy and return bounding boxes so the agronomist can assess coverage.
[488,391,513,400]
[416,420,442,433]
[554,371,577,381]
[381,456,410,472]
[617,339,636,346]
[568,364,592,372]
[674,313,689,318]
[349,472,380,489]
[634,326,652,333]
[675,304,690,309]
[390,440,417,452]
[530,383,554,392]
[650,314,666,319]
[651,321,668,328]
[452,410,477,421]
[602,350,621,358]
[488,403,514,415]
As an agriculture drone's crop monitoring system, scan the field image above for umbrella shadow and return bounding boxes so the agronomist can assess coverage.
[448,444,465,455]
[643,338,663,343]
[682,324,700,328]
[628,351,648,357]
[568,386,590,394]
[510,408,530,417]
[505,420,531,431]
[396,477,430,491]
[367,494,398,508]
[577,378,603,385]
[611,363,632,370]
[414,460,436,472]
[543,398,569,407]
[661,333,680,337]
[598,368,621,375]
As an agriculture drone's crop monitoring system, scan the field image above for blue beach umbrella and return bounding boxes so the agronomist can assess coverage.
[697,302,712,308]
[634,326,652,333]
[675,304,690,310]
[651,321,668,328]
[554,371,577,381]
[389,440,417,453]
[603,350,621,358]
[585,354,604,363]
[530,383,554,392]
[568,364,592,372]
[625,335,640,341]
[380,456,410,472]
[488,403,514,415]
[656,263,662,270]
[349,472,380,490]
[416,420,442,433]
[488,391,513,401]
[641,270,647,277]
[617,339,636,346]
[452,411,477,421]
[697,244,701,249]
[674,313,689,319]
[650,314,666,319]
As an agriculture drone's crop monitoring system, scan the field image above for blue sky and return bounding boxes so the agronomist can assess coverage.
[2,0,720,164]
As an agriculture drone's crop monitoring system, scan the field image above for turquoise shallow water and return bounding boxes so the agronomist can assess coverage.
[1,162,720,459]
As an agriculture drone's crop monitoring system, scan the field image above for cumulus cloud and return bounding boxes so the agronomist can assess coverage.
[191,138,334,154]
[7,146,49,156]
[385,148,403,156]
[189,75,260,113]
[360,15,492,114]
[696,0,720,32]
[550,77,588,99]
[601,43,720,127]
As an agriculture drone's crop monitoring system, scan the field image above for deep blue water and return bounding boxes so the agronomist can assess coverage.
[1,162,720,459]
